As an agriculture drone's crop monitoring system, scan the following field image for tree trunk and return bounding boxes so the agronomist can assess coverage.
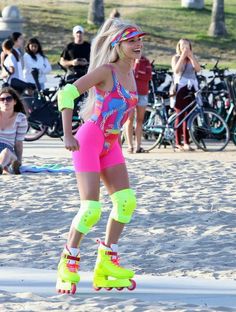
[87,0,104,26]
[208,0,227,36]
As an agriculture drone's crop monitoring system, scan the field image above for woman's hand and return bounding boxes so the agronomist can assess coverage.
[187,49,193,59]
[181,47,189,58]
[63,135,80,151]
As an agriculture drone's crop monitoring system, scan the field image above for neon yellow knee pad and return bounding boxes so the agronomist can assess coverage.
[110,189,136,224]
[58,84,80,111]
[72,200,102,234]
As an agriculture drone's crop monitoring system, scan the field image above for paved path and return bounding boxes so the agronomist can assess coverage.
[0,267,236,308]
[23,136,236,162]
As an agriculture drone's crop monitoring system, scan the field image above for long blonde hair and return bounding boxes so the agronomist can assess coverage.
[80,18,141,121]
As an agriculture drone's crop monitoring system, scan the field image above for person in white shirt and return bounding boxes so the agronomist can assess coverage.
[23,37,52,90]
[11,32,24,60]
[1,39,24,85]
[0,32,24,73]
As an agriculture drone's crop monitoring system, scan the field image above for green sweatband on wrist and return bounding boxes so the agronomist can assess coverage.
[58,84,80,111]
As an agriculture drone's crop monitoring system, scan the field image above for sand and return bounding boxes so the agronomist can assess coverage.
[0,137,236,312]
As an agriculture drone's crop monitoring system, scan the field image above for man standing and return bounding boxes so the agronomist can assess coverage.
[60,25,91,82]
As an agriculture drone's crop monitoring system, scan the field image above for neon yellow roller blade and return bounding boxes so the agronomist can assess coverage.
[56,252,80,294]
[93,247,136,290]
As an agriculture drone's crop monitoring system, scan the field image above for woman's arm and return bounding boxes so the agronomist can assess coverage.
[1,66,13,78]
[60,64,111,151]
[172,49,188,74]
[0,51,6,67]
[187,51,201,72]
[61,108,79,151]
[2,56,15,77]
[14,141,23,163]
[15,114,28,162]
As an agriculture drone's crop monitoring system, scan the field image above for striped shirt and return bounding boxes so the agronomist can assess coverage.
[0,112,28,148]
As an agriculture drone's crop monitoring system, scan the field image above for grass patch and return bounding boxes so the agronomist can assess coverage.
[1,0,235,69]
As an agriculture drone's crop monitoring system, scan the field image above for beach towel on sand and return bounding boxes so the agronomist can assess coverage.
[20,164,74,173]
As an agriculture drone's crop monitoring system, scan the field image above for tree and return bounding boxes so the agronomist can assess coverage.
[87,0,104,26]
[208,0,227,36]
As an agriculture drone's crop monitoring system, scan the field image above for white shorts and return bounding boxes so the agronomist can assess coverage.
[137,95,148,107]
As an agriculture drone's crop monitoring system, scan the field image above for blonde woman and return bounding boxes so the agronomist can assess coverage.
[171,38,201,151]
[56,18,146,293]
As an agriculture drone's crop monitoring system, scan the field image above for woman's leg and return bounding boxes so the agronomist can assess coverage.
[135,105,146,151]
[56,171,101,293]
[183,111,190,145]
[67,121,104,248]
[0,148,17,169]
[101,163,130,246]
[125,110,135,152]
[174,86,189,147]
[183,88,195,146]
[174,107,184,146]
[67,172,101,248]
[93,145,136,288]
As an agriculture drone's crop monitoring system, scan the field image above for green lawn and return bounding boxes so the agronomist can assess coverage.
[1,0,236,69]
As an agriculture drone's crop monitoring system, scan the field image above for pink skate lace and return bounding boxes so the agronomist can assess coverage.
[63,254,80,273]
[106,251,120,266]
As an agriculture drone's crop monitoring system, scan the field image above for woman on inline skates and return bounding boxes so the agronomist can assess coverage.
[56,18,146,294]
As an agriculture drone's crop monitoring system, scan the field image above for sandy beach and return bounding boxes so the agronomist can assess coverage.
[0,137,236,312]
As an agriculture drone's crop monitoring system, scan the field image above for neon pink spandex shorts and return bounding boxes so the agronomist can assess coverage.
[72,121,125,173]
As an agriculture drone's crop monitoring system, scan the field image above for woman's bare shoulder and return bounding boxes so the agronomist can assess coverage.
[172,54,179,62]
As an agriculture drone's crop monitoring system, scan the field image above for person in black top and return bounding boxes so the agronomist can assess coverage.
[60,25,91,82]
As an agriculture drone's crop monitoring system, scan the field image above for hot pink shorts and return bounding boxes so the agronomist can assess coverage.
[72,121,125,173]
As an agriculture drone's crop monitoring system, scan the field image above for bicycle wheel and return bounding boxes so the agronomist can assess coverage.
[142,110,164,152]
[24,122,47,141]
[231,122,236,146]
[189,109,230,151]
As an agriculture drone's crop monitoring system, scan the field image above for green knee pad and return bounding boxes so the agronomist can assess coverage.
[110,189,136,224]
[72,200,102,234]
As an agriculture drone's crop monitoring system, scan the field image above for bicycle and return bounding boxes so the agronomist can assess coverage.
[142,87,230,152]
[120,64,172,147]
[222,74,236,145]
[23,66,84,141]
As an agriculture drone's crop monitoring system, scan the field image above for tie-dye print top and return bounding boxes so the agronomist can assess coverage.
[89,65,138,155]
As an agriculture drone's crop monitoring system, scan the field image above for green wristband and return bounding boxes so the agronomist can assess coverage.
[58,84,80,111]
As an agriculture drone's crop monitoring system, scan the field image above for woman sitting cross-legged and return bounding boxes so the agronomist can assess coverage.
[0,87,28,174]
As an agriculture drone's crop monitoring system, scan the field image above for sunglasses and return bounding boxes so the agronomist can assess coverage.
[0,95,14,102]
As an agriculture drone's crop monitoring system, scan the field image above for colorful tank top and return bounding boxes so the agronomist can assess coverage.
[89,65,138,155]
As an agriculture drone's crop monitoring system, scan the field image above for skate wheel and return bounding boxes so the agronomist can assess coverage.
[71,283,77,295]
[105,287,113,291]
[94,286,102,291]
[116,287,124,291]
[127,279,136,291]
